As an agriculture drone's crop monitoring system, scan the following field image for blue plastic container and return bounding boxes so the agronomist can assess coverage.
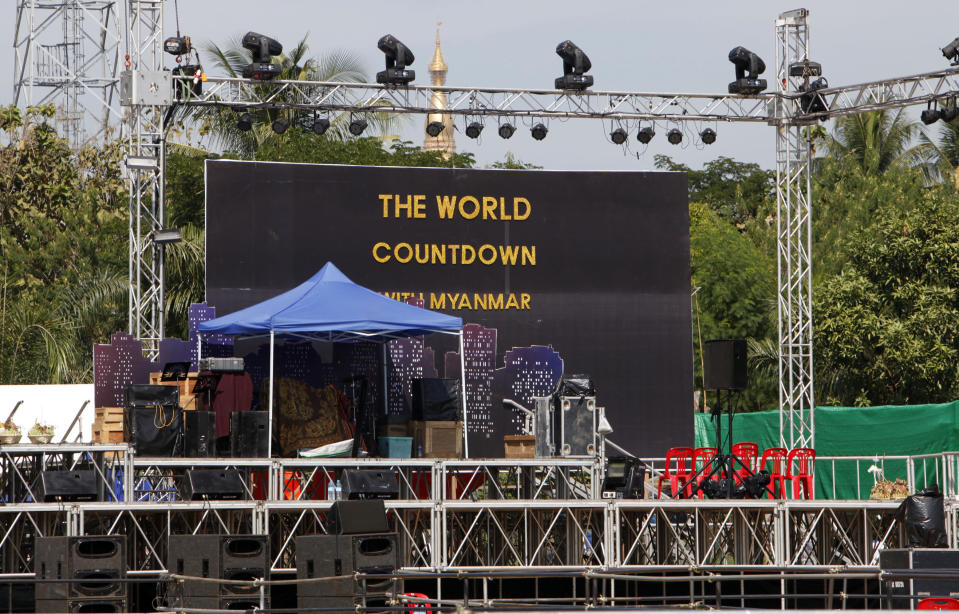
[378,436,413,458]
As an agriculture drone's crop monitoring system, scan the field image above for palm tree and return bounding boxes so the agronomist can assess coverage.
[823,108,928,175]
[199,34,395,156]
[918,118,959,187]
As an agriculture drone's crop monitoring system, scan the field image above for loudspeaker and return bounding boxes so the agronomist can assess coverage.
[351,534,398,572]
[296,533,398,610]
[36,598,127,613]
[411,378,461,421]
[329,500,389,535]
[340,470,398,500]
[38,470,98,502]
[168,535,268,610]
[184,410,216,457]
[35,536,126,609]
[182,469,246,500]
[230,412,269,458]
[880,548,959,609]
[704,339,748,391]
[125,406,182,456]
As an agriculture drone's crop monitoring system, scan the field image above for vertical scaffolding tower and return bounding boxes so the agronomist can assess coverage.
[775,9,815,449]
[12,0,122,149]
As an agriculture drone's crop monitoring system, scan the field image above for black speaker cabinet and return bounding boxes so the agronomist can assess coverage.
[35,536,126,608]
[340,470,399,501]
[168,534,269,609]
[329,500,389,535]
[411,378,461,421]
[351,534,398,572]
[124,406,182,456]
[184,410,216,457]
[182,469,246,501]
[296,533,398,610]
[880,548,959,609]
[703,339,748,391]
[36,598,127,613]
[230,412,269,458]
[38,470,98,502]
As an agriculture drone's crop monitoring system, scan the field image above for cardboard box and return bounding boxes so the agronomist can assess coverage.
[411,420,463,458]
[504,435,536,458]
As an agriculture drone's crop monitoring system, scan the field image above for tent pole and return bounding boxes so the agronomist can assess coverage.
[196,331,202,363]
[268,330,275,459]
[459,331,469,458]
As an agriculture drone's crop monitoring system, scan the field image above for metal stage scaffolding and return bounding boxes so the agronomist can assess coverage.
[0,445,955,581]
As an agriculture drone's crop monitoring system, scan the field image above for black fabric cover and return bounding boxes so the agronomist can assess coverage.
[411,378,460,421]
[124,384,178,408]
[125,406,182,456]
[554,374,596,398]
[897,484,948,548]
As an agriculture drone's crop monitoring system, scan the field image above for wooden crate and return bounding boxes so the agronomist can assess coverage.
[93,407,125,444]
[149,372,202,410]
[504,435,536,458]
[411,420,463,458]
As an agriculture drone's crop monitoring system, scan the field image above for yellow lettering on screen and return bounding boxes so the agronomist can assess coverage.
[436,195,456,219]
[413,194,426,219]
[482,197,498,220]
[431,293,446,309]
[513,197,531,220]
[378,194,392,217]
[373,242,390,263]
[459,195,480,220]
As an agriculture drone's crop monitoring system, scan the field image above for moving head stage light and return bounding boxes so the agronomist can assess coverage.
[943,36,959,65]
[728,46,767,95]
[377,34,415,85]
[554,40,593,91]
[242,32,282,81]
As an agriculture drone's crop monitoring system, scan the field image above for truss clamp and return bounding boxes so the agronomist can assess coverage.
[120,70,172,106]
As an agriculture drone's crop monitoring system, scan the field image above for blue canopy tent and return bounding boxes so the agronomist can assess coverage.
[197,262,466,457]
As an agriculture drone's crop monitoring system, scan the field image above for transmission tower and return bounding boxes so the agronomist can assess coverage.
[13,0,122,149]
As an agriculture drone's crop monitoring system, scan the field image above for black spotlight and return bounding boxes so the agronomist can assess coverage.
[667,128,683,145]
[610,127,627,145]
[236,112,253,132]
[349,118,368,136]
[241,32,282,81]
[728,46,767,95]
[943,37,959,65]
[530,123,548,140]
[376,34,415,85]
[312,117,330,135]
[700,128,716,144]
[941,103,959,123]
[554,40,593,91]
[498,123,515,139]
[637,126,655,144]
[921,105,941,125]
[465,122,483,139]
[272,117,290,134]
[426,121,445,137]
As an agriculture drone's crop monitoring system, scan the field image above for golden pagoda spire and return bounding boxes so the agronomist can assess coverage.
[424,21,455,158]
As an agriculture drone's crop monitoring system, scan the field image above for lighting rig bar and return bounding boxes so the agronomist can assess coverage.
[174,65,959,124]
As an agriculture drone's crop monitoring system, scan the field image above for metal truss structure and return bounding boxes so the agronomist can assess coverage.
[109,9,959,447]
[0,448,951,583]
[13,0,121,149]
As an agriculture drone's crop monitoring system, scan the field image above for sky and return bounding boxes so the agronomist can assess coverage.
[5,1,959,171]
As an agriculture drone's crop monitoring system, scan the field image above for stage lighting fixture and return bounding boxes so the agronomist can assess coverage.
[667,128,683,145]
[610,127,627,145]
[171,64,203,99]
[164,35,192,57]
[236,112,253,132]
[376,34,416,85]
[530,123,548,140]
[272,117,290,134]
[554,40,594,91]
[349,118,368,136]
[152,228,182,244]
[241,32,282,80]
[799,77,828,115]
[941,103,959,123]
[312,117,330,135]
[788,59,822,78]
[921,106,941,125]
[498,123,515,139]
[700,128,716,144]
[465,121,484,139]
[637,126,655,144]
[728,46,767,95]
[426,121,445,137]
[943,37,959,64]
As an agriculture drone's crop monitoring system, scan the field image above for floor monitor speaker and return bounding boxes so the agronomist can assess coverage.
[340,470,398,500]
[39,470,98,502]
[703,339,748,391]
[329,500,389,535]
[182,469,246,500]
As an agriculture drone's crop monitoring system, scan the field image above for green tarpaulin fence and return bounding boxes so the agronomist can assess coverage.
[693,401,959,499]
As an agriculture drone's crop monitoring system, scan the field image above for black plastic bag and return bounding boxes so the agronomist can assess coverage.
[554,374,596,398]
[897,484,948,548]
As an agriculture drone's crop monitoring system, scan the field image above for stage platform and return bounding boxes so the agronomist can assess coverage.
[0,444,956,610]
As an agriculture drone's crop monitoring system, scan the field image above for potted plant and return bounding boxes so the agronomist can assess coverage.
[28,421,54,444]
[0,419,21,444]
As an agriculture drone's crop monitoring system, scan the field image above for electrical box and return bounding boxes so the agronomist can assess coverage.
[556,396,597,457]
[120,70,172,106]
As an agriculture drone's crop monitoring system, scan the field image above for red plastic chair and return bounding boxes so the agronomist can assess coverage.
[657,447,694,499]
[402,592,433,614]
[691,447,719,498]
[919,598,959,610]
[731,442,759,486]
[759,447,788,498]
[787,448,816,499]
